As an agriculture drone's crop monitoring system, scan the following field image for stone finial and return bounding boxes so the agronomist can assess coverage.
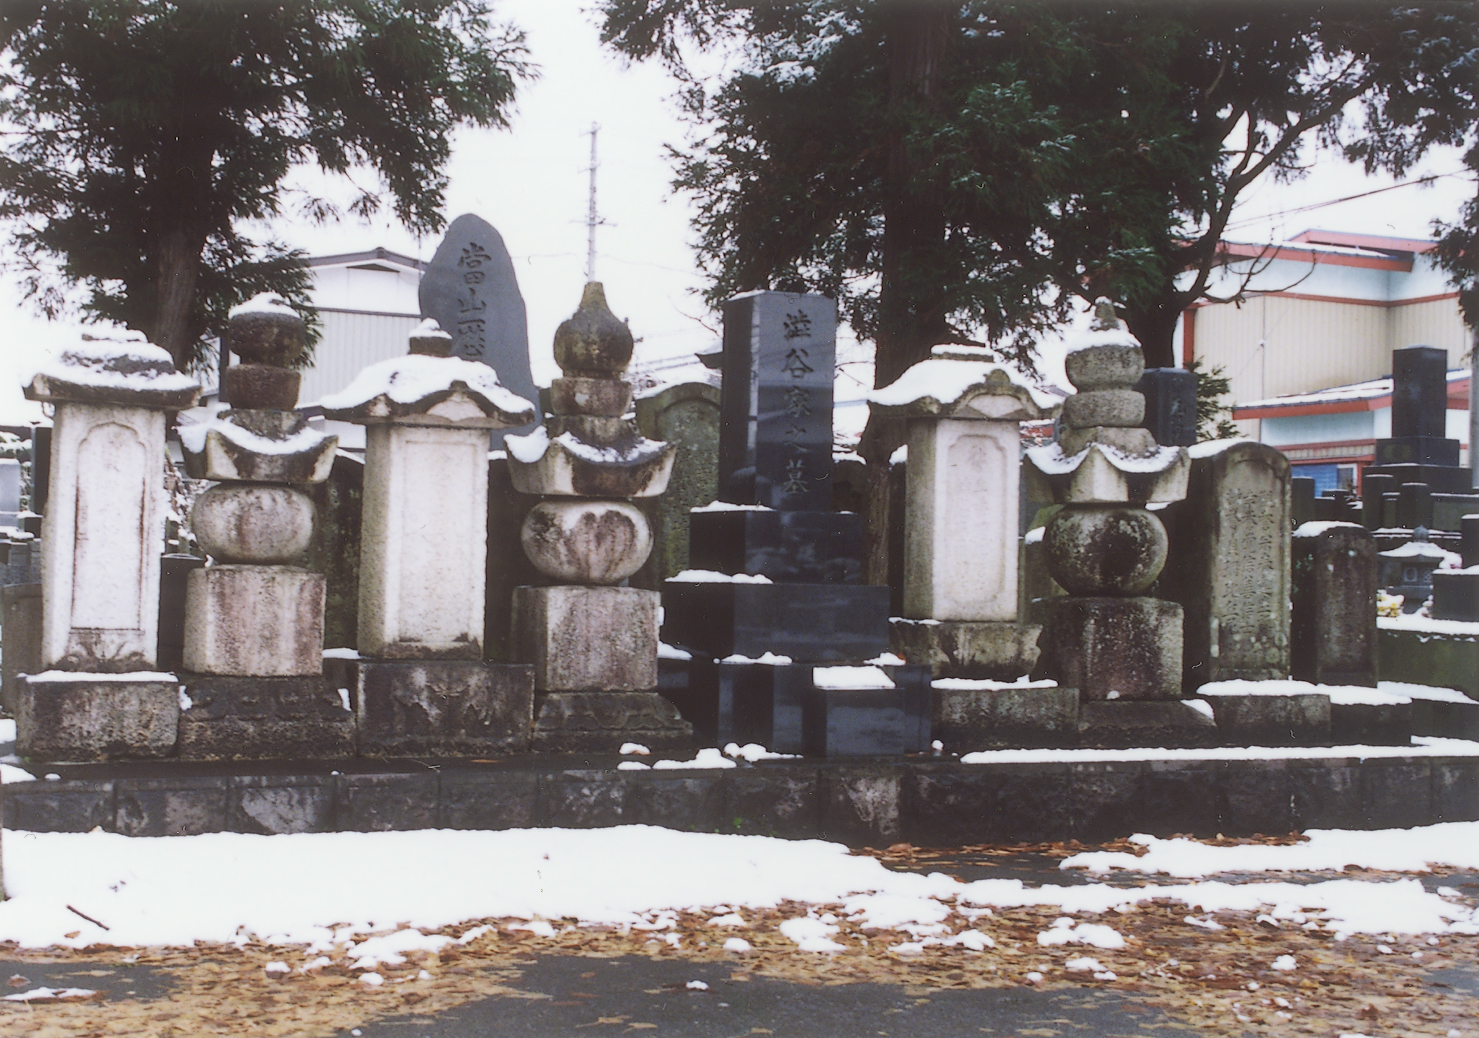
[408,318,454,357]
[228,293,307,367]
[552,283,634,379]
[1090,297,1121,331]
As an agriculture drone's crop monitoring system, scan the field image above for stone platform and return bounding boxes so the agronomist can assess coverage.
[4,744,1476,846]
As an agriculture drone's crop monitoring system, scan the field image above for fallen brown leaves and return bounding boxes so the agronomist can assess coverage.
[0,861,1471,1038]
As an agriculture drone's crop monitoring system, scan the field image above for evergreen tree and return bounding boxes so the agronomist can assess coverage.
[0,0,531,371]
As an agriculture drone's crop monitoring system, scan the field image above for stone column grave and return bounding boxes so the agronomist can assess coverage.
[18,331,199,760]
[177,295,350,759]
[507,283,691,751]
[322,318,538,755]
[1025,300,1209,749]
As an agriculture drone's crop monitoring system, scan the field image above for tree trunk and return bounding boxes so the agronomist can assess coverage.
[153,224,206,371]
[1122,299,1182,370]
[862,0,952,587]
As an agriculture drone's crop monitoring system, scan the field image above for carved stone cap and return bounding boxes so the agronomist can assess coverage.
[867,354,1058,421]
[26,331,200,410]
[228,293,307,368]
[320,354,536,428]
[552,282,635,378]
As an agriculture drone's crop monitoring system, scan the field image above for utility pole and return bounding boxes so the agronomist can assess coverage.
[585,123,600,284]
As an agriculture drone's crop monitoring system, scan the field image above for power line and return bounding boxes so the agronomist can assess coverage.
[1224,171,1467,232]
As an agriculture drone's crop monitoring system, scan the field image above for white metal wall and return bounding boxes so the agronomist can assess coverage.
[297,310,421,407]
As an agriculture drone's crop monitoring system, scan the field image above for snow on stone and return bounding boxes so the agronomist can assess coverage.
[959,737,1479,764]
[619,743,651,756]
[26,670,178,683]
[322,647,361,660]
[690,501,773,513]
[1379,682,1473,704]
[318,353,534,417]
[1197,679,1409,704]
[1187,438,1255,458]
[1379,613,1479,638]
[723,742,799,761]
[933,677,1056,691]
[1293,520,1364,538]
[412,318,452,342]
[1380,539,1459,561]
[178,417,330,457]
[3,986,99,1003]
[866,356,1058,412]
[670,570,773,584]
[1063,821,1479,878]
[652,747,737,770]
[866,653,907,666]
[1183,699,1214,720]
[0,718,15,742]
[657,642,693,661]
[719,651,793,665]
[1061,323,1141,356]
[229,293,299,319]
[1026,441,1183,475]
[504,425,549,464]
[34,332,196,393]
[813,666,895,690]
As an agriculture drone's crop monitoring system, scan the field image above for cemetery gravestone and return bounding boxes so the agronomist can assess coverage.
[634,381,721,588]
[1290,522,1377,686]
[1134,368,1198,447]
[1160,440,1291,690]
[1365,345,1471,494]
[418,214,539,436]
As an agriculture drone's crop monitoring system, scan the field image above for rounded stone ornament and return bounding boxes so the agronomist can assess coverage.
[1044,505,1168,596]
[1063,344,1144,392]
[191,484,316,564]
[552,282,634,378]
[227,293,307,367]
[521,499,652,585]
[1062,388,1145,429]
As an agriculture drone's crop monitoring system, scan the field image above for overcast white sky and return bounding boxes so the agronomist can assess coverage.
[1,0,1473,417]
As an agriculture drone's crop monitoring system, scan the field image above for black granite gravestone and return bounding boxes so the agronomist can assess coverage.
[718,292,836,510]
[418,214,539,432]
[1362,473,1395,529]
[1134,368,1197,447]
[1290,476,1316,529]
[1366,345,1470,493]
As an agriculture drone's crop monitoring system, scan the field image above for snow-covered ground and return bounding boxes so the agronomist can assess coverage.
[0,822,1474,960]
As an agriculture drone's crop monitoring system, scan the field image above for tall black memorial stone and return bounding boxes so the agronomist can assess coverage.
[419,214,539,434]
[663,291,929,755]
[1365,345,1471,494]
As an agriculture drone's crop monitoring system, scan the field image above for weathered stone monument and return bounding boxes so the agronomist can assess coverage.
[1025,300,1204,746]
[1134,368,1198,447]
[19,331,199,759]
[1159,440,1291,690]
[507,283,689,751]
[1290,521,1378,686]
[418,214,539,436]
[322,318,538,755]
[869,347,1054,680]
[663,291,931,756]
[177,295,351,758]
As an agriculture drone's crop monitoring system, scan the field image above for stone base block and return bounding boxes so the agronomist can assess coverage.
[889,619,1040,679]
[932,683,1078,750]
[803,684,932,758]
[1077,701,1219,749]
[1378,627,1479,697]
[514,585,658,692]
[354,660,534,757]
[688,510,864,584]
[660,580,889,662]
[1037,597,1183,700]
[178,674,353,760]
[530,691,694,753]
[1410,694,1479,740]
[18,673,179,762]
[1432,571,1479,622]
[1202,692,1331,747]
[183,565,325,676]
[1330,700,1411,746]
[663,660,810,753]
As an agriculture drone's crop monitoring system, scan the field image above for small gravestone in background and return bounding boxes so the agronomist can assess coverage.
[1159,440,1291,690]
[1365,345,1471,494]
[1290,521,1377,686]
[1134,368,1197,447]
[419,213,539,436]
[0,457,20,527]
[1361,472,1395,529]
[633,381,721,588]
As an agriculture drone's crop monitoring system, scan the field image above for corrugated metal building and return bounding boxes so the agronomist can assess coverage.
[1183,230,1469,433]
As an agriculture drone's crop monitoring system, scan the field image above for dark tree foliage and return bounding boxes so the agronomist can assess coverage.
[599,0,1475,579]
[0,0,531,371]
